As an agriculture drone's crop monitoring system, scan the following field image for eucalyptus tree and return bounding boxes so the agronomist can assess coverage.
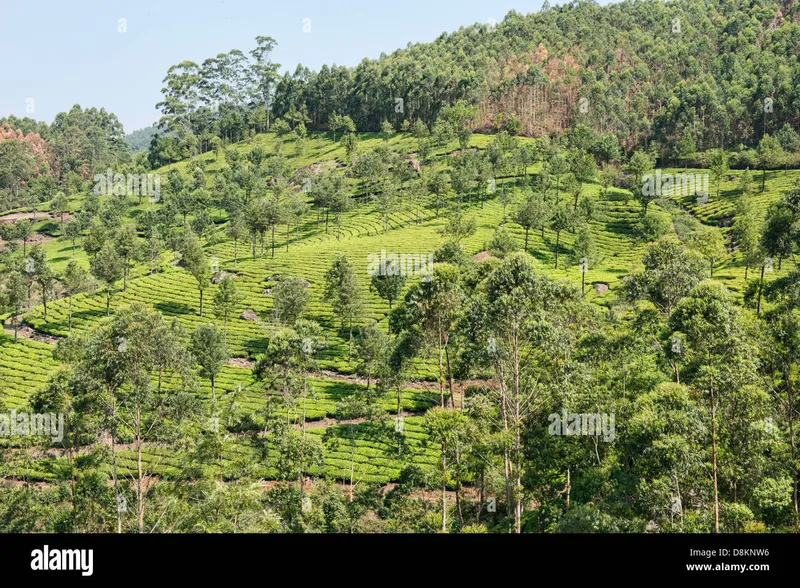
[669,282,764,533]
[180,229,211,316]
[90,241,122,315]
[70,304,191,533]
[323,255,363,360]
[3,272,27,341]
[513,190,549,250]
[225,214,248,266]
[249,36,281,130]
[272,276,311,326]
[424,407,468,532]
[463,252,582,532]
[392,263,463,408]
[213,276,243,342]
[191,323,229,408]
[63,259,92,331]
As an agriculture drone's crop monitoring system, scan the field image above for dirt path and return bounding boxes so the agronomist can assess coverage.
[0,231,55,252]
[296,409,424,430]
[2,319,59,344]
[0,211,73,224]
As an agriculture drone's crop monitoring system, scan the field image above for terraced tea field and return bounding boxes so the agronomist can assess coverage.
[3,130,800,490]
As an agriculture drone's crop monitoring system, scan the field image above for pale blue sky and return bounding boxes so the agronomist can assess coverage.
[1,0,607,133]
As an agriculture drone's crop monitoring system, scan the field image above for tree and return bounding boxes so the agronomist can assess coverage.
[373,180,400,233]
[550,204,573,269]
[51,191,69,225]
[762,271,800,524]
[323,255,363,360]
[370,264,406,333]
[572,224,597,296]
[624,237,707,314]
[140,231,165,275]
[675,129,696,170]
[328,113,344,142]
[249,36,281,131]
[513,190,549,249]
[733,191,762,280]
[355,322,390,392]
[115,223,138,292]
[225,214,248,267]
[690,228,726,276]
[669,282,761,533]
[412,119,430,157]
[431,119,453,152]
[62,260,92,332]
[213,276,242,342]
[380,120,395,143]
[438,210,477,244]
[0,140,36,200]
[14,219,33,257]
[191,323,230,407]
[90,242,122,315]
[70,303,189,533]
[64,219,82,255]
[32,250,55,319]
[546,153,570,204]
[757,134,782,192]
[3,272,27,341]
[393,263,462,408]
[627,149,657,214]
[708,149,729,200]
[424,407,467,532]
[427,171,450,218]
[598,164,618,199]
[464,252,581,531]
[181,230,210,316]
[272,276,311,326]
[343,132,359,160]
[439,101,476,151]
[83,221,106,258]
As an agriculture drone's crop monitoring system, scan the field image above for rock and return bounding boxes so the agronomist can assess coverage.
[262,288,272,295]
[298,279,311,288]
[211,271,238,284]
[593,282,609,295]
[408,159,422,174]
[473,251,492,263]
[241,309,259,321]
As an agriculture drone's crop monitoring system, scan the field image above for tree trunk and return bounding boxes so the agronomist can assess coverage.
[111,395,122,534]
[757,264,766,317]
[136,404,144,534]
[441,444,447,533]
[711,386,720,534]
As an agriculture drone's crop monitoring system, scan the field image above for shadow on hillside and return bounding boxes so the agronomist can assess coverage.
[71,308,107,323]
[242,336,270,355]
[154,301,194,316]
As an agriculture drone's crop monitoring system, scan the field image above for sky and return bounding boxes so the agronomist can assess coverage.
[1,0,609,134]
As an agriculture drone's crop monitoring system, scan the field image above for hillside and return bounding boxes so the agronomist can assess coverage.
[1,0,800,537]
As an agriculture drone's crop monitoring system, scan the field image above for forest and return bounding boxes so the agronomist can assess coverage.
[1,0,800,535]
